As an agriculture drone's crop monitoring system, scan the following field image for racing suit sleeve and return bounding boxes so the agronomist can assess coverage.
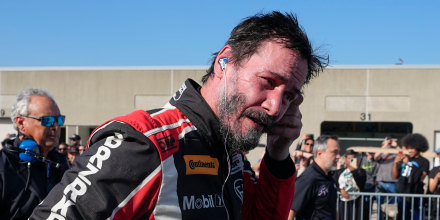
[242,153,296,220]
[30,121,162,220]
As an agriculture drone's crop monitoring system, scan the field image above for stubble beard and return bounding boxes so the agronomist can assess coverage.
[217,90,273,153]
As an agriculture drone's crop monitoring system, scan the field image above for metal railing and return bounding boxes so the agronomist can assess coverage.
[336,192,440,220]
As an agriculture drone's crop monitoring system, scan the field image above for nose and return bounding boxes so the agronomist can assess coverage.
[50,121,60,129]
[262,90,287,121]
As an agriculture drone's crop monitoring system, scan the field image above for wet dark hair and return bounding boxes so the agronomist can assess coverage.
[202,11,328,85]
[401,133,429,153]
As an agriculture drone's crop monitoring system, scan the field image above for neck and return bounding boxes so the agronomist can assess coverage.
[41,149,48,158]
[40,145,54,158]
[200,80,221,117]
[314,159,329,175]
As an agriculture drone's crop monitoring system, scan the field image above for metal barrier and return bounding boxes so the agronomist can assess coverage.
[336,192,440,220]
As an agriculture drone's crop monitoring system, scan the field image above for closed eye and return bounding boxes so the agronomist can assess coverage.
[285,89,304,105]
[262,77,275,88]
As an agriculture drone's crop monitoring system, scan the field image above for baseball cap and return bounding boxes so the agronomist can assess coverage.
[435,148,440,154]
[69,134,81,140]
[67,145,79,154]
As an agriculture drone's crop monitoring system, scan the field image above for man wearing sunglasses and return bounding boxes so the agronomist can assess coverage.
[0,88,68,220]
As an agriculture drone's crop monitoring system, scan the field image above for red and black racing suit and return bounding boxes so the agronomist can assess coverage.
[30,79,296,220]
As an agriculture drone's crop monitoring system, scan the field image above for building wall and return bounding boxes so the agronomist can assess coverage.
[300,66,440,147]
[1,65,439,165]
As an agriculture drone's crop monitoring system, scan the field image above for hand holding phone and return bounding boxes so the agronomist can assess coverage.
[349,158,358,169]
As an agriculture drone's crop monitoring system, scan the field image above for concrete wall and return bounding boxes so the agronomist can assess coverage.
[300,66,440,147]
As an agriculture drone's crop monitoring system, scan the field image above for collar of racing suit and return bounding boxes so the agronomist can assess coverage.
[168,79,225,154]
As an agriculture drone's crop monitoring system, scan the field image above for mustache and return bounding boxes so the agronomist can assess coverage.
[241,109,274,131]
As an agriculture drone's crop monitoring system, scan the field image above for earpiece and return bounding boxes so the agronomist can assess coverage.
[219,58,228,71]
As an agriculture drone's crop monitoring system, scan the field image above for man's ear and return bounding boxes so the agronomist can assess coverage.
[15,116,26,134]
[316,149,323,158]
[214,45,233,78]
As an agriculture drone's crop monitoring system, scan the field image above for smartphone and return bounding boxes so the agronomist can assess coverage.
[350,158,358,169]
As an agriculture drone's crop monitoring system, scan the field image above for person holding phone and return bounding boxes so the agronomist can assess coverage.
[331,149,367,220]
[392,133,430,220]
[293,134,314,176]
[374,136,400,218]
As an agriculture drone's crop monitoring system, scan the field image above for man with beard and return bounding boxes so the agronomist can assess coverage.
[31,11,327,220]
[289,135,341,220]
[0,88,68,220]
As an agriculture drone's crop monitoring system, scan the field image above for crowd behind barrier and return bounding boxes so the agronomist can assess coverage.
[336,191,440,220]
[285,133,440,220]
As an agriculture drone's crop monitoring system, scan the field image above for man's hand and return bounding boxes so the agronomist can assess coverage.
[394,153,405,164]
[266,104,302,160]
[340,189,350,199]
[346,162,356,172]
[381,137,392,148]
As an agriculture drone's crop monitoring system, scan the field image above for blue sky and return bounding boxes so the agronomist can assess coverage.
[0,0,439,67]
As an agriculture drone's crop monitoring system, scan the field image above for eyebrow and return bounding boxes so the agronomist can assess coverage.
[269,71,304,96]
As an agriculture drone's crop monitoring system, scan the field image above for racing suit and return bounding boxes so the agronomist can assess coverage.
[30,79,296,220]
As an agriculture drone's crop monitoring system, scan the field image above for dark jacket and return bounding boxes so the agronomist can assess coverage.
[0,137,68,220]
[292,162,338,220]
[396,156,429,194]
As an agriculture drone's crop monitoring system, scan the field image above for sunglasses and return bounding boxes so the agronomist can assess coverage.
[304,143,314,146]
[22,115,66,127]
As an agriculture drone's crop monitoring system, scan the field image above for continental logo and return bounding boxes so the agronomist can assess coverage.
[184,155,219,175]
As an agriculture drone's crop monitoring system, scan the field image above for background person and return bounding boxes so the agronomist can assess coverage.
[332,149,367,220]
[57,142,67,156]
[68,134,81,147]
[428,162,440,219]
[31,11,327,220]
[374,136,400,218]
[78,145,85,155]
[66,145,79,168]
[433,147,440,167]
[393,133,430,220]
[0,88,68,220]
[359,151,378,192]
[1,133,16,150]
[289,135,340,220]
[292,134,314,176]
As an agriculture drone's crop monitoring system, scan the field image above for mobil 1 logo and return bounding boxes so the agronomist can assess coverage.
[182,193,224,211]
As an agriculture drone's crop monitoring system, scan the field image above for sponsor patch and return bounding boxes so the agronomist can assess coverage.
[317,184,329,197]
[157,134,176,153]
[183,194,223,210]
[184,155,219,175]
[230,152,243,175]
[173,83,187,101]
